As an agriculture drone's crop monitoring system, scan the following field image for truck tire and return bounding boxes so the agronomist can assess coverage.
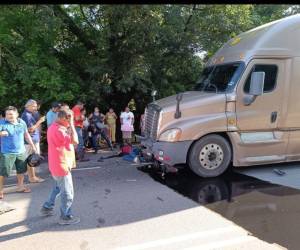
[188,134,231,178]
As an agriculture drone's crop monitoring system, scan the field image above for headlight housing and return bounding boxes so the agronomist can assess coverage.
[159,128,182,142]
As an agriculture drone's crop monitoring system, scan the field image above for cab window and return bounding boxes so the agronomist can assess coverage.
[244,64,278,93]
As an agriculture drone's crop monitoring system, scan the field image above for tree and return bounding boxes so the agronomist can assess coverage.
[0,4,299,116]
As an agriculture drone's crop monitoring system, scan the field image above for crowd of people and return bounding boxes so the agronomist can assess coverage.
[45,101,139,161]
[0,99,144,225]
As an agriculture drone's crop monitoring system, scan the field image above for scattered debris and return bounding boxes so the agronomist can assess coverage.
[97,217,105,224]
[96,217,106,228]
[273,169,286,176]
[156,196,164,202]
[104,188,111,195]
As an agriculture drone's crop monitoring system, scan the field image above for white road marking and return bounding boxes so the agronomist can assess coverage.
[115,225,246,250]
[184,236,256,250]
[72,166,102,171]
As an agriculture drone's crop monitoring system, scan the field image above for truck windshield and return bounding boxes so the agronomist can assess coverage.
[194,62,245,93]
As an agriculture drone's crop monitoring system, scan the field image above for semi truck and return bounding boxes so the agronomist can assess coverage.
[141,14,300,177]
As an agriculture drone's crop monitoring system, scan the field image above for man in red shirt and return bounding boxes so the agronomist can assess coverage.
[71,101,89,162]
[40,108,80,225]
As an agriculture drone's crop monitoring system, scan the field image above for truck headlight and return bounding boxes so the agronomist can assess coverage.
[159,128,182,142]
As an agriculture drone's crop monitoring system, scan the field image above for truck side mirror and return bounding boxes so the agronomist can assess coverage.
[243,71,265,106]
[151,90,157,97]
[249,71,265,96]
[151,90,157,102]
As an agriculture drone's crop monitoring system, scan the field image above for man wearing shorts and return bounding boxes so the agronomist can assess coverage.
[0,106,38,199]
[21,99,46,183]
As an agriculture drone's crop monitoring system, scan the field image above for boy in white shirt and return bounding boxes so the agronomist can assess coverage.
[120,107,134,144]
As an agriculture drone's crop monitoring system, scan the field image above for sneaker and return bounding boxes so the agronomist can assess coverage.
[58,215,80,225]
[40,207,54,216]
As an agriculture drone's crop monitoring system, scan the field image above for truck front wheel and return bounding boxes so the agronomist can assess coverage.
[188,134,232,178]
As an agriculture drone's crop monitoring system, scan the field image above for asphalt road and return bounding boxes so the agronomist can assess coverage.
[0,150,284,250]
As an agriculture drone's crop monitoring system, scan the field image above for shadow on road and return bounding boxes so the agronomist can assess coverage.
[0,151,197,243]
[2,152,300,250]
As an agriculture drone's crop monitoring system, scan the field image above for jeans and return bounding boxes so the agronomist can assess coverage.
[82,127,89,147]
[91,129,113,151]
[91,134,99,151]
[75,127,84,153]
[43,172,74,219]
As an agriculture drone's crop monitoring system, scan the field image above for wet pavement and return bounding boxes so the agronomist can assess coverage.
[141,166,300,250]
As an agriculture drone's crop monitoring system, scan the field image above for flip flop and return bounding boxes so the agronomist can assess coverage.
[29,177,45,183]
[16,187,31,193]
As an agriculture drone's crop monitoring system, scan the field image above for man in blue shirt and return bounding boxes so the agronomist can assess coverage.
[0,106,38,199]
[46,102,61,128]
[21,99,46,183]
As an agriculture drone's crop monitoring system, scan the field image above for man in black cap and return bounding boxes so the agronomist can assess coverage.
[46,102,61,128]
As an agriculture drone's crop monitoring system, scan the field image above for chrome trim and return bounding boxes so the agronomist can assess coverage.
[144,103,162,140]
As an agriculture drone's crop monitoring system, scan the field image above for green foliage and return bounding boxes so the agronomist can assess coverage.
[0,4,299,115]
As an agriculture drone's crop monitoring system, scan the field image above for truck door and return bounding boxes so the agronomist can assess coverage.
[236,59,286,130]
[234,59,289,164]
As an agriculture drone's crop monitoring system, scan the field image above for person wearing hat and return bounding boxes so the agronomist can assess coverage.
[21,99,46,183]
[46,101,62,128]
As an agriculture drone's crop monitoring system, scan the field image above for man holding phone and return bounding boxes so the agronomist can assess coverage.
[41,108,80,225]
[21,99,45,183]
[0,106,38,199]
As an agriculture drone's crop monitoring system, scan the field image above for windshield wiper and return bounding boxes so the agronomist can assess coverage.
[205,83,218,93]
[201,78,218,93]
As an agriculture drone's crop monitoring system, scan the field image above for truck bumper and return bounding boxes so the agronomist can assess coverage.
[140,137,193,167]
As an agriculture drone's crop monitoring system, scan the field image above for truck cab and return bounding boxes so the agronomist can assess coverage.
[141,14,300,177]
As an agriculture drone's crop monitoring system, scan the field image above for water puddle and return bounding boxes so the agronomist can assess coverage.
[141,166,300,250]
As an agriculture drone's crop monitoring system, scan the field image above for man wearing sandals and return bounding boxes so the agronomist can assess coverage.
[21,99,45,183]
[0,106,38,199]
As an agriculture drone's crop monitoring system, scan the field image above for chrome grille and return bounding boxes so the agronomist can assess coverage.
[144,104,161,140]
